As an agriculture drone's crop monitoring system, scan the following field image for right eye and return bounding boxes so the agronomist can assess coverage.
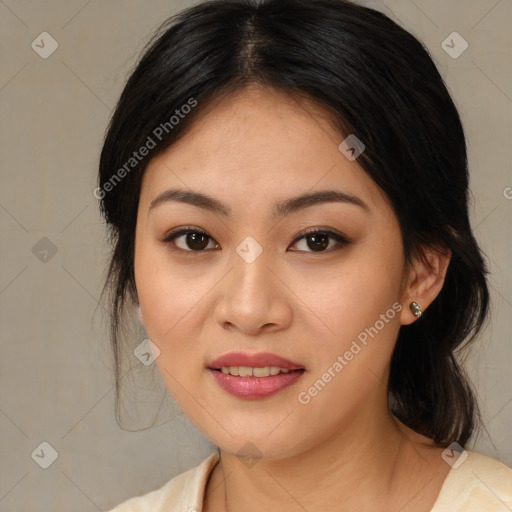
[162,227,220,253]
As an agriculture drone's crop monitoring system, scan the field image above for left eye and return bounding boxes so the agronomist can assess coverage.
[290,228,351,253]
[162,227,351,254]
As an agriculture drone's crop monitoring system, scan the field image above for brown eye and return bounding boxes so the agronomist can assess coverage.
[163,228,218,252]
[162,226,351,255]
[289,228,351,253]
[305,233,330,252]
[183,232,210,251]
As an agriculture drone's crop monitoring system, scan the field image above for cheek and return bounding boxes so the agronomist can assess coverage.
[289,250,404,409]
[134,256,209,404]
[135,238,205,330]
[293,243,402,344]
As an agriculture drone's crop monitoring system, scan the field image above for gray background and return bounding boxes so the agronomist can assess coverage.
[1,0,511,510]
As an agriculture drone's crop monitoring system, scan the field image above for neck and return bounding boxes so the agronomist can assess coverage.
[210,404,446,512]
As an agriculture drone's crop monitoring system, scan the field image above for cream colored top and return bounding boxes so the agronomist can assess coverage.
[107,449,512,511]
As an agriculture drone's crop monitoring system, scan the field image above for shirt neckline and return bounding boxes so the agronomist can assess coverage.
[194,448,473,512]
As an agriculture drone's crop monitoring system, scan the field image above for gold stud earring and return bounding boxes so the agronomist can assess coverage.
[409,301,423,317]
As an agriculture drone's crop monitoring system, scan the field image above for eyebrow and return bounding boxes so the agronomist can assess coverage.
[149,187,370,218]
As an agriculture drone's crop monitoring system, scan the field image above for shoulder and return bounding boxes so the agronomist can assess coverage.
[431,449,512,512]
[105,450,220,512]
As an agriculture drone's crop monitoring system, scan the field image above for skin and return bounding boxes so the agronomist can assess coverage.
[134,84,453,512]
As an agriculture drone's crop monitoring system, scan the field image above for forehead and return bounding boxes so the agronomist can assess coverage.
[139,85,388,215]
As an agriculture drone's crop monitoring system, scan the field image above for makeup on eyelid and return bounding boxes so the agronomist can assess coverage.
[159,226,354,254]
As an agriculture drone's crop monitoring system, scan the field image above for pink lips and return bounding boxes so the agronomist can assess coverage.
[209,352,305,371]
[208,351,306,400]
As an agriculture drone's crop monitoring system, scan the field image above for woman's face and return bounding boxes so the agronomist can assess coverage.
[134,85,413,459]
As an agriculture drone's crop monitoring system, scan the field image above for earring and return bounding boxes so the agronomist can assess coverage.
[409,301,423,318]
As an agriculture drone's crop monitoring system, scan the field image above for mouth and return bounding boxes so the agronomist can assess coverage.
[208,351,305,372]
[212,366,304,377]
[207,352,306,399]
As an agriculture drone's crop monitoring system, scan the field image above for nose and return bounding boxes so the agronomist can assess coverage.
[213,245,293,336]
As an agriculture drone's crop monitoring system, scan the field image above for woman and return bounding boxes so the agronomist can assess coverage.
[98,0,512,510]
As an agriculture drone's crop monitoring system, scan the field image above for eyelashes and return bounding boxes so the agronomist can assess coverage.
[162,228,218,253]
[161,226,353,255]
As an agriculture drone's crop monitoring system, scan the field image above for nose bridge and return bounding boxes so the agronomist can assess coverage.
[230,234,273,300]
[213,233,291,333]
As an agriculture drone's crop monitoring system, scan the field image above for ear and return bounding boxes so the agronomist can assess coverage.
[399,246,451,326]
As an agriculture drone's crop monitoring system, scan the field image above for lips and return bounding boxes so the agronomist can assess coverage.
[208,351,305,371]
[207,351,306,399]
